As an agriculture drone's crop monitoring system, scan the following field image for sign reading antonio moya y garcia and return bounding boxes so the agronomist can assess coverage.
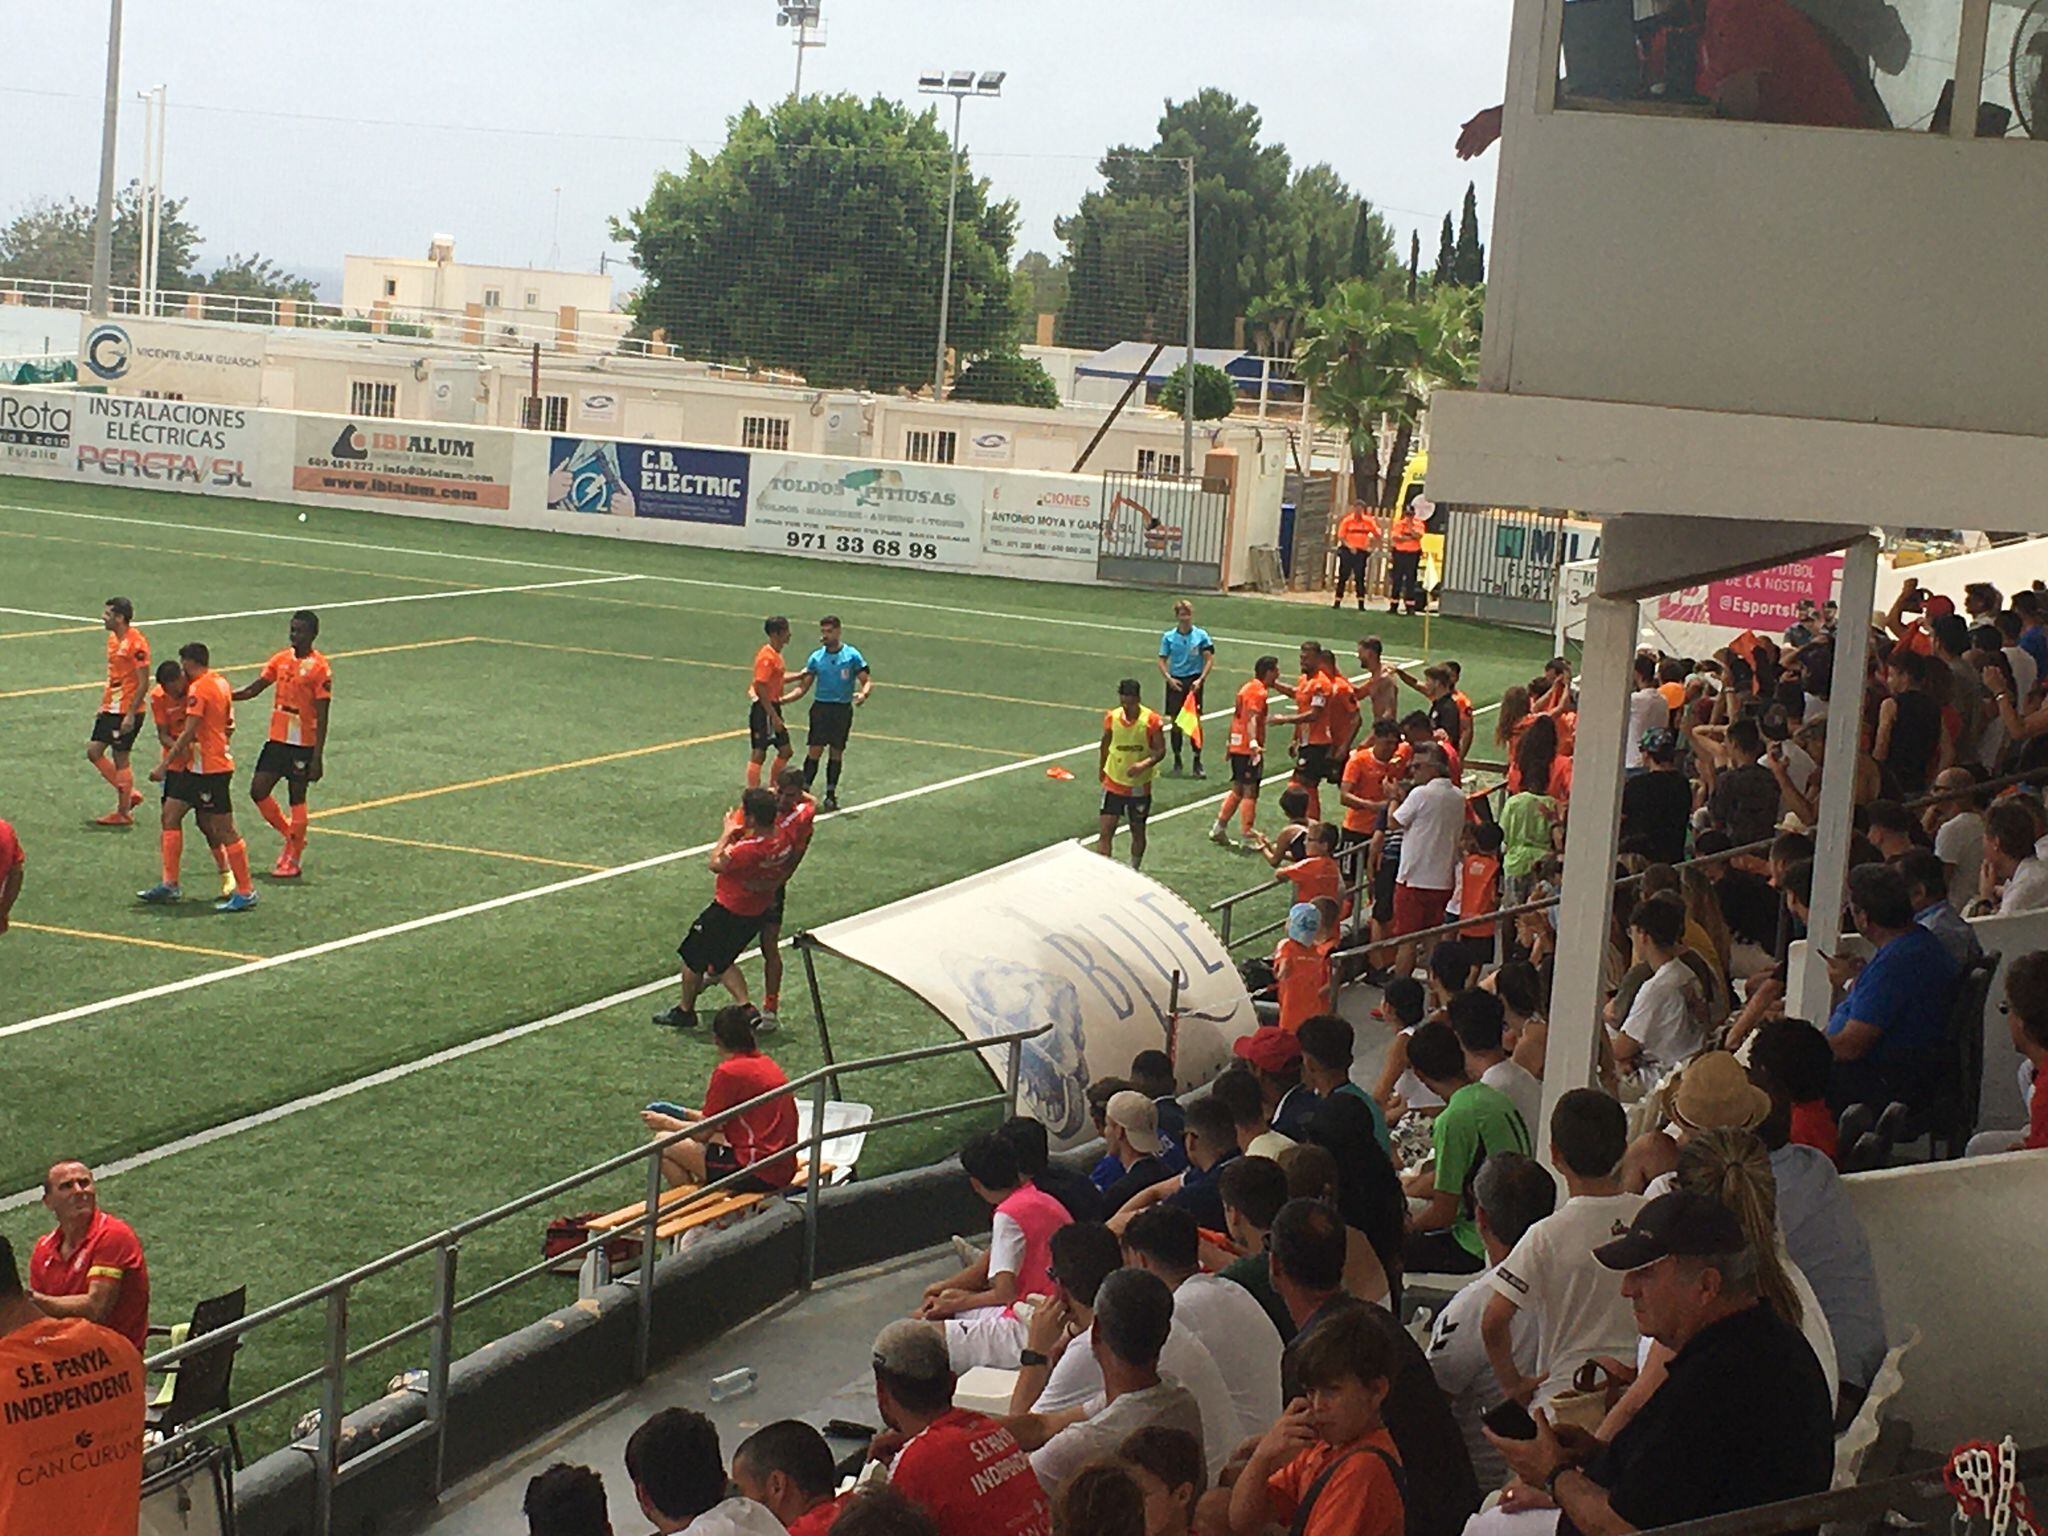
[747,457,982,567]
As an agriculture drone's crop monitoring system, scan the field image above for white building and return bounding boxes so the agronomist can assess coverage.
[341,235,620,332]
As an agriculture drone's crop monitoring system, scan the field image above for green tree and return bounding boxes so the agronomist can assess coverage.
[1432,214,1457,287]
[1348,197,1395,287]
[1454,182,1486,287]
[1157,361,1237,420]
[0,182,202,291]
[202,254,317,304]
[1295,280,1479,506]
[1054,156,1188,351]
[1011,250,1068,341]
[1158,90,1293,346]
[615,93,1018,391]
[951,350,1060,408]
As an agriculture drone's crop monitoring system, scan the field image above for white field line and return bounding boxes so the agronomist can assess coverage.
[0,499,1362,652]
[0,604,97,622]
[148,574,641,625]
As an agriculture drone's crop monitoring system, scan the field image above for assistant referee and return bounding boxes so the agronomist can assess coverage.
[1157,599,1216,778]
[786,614,871,812]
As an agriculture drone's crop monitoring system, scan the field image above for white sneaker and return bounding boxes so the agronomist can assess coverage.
[756,1010,780,1033]
[1207,820,1230,845]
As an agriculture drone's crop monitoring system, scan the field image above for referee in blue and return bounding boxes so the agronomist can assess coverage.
[1156,599,1216,777]
[786,615,871,812]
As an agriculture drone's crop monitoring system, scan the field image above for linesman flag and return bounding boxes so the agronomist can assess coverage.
[1174,696,1203,750]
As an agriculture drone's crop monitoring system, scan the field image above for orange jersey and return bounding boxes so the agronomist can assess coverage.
[1296,672,1333,746]
[1324,674,1360,751]
[1228,678,1270,756]
[1274,937,1334,1033]
[1340,743,1410,834]
[183,668,236,775]
[752,644,786,704]
[1452,691,1474,738]
[0,1317,144,1536]
[149,684,192,772]
[99,627,149,714]
[1336,510,1380,552]
[260,647,333,747]
[1455,852,1500,937]
[1280,855,1350,921]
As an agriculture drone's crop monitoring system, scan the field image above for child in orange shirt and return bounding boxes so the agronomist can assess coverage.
[1440,821,1502,974]
[1278,823,1353,922]
[1274,901,1337,1033]
[1231,1305,1405,1536]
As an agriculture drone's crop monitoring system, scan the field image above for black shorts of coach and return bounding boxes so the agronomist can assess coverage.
[807,701,854,751]
[255,740,317,784]
[679,900,764,978]
[90,711,143,752]
[748,702,791,753]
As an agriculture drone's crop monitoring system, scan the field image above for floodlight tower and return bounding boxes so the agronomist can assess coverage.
[777,1,825,99]
[89,0,124,316]
[918,68,1005,401]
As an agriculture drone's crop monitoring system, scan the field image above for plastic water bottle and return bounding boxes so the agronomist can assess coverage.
[709,1367,757,1403]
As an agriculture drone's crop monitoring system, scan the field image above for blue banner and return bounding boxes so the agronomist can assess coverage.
[546,437,748,526]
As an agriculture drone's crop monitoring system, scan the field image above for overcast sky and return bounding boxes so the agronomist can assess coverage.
[5,0,1512,298]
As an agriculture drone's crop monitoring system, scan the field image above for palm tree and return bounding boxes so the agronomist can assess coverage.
[1295,280,1478,506]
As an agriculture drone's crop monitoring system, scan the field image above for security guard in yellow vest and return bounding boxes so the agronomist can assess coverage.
[1097,678,1167,870]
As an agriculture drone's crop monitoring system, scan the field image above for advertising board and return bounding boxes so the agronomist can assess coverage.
[982,476,1103,563]
[291,418,513,509]
[546,437,747,525]
[746,457,982,567]
[0,388,72,475]
[76,316,265,405]
[72,395,264,497]
[1656,555,1844,632]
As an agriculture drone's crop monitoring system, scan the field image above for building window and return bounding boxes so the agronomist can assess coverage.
[1136,448,1184,478]
[349,379,398,419]
[741,414,792,452]
[904,428,957,464]
[520,394,570,432]
[382,277,397,298]
[483,287,502,308]
[525,290,539,307]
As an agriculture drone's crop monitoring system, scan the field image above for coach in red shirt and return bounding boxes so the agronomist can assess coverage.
[30,1161,150,1351]
[641,1006,798,1192]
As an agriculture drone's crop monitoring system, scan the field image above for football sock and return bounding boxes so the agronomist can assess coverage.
[224,839,253,897]
[289,803,309,850]
[210,842,229,874]
[826,758,842,793]
[772,753,792,783]
[1240,800,1258,833]
[92,756,120,787]
[161,829,183,886]
[254,796,292,839]
[803,756,819,788]
[764,992,780,1013]
[114,766,134,804]
[746,760,762,789]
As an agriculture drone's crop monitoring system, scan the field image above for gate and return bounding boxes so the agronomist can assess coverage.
[1098,469,1229,590]
[1437,505,1602,630]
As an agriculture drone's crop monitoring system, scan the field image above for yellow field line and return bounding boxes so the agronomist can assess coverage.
[0,635,482,702]
[488,636,1102,716]
[308,727,750,820]
[310,825,607,871]
[860,731,1038,760]
[10,921,262,963]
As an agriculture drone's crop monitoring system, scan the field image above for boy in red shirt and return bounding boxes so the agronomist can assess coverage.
[642,1005,797,1191]
[1231,1304,1405,1536]
[1748,1017,1840,1161]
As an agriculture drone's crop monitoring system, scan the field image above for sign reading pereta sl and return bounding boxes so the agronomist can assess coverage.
[291,417,513,509]
[803,842,1254,1149]
[746,456,983,567]
[76,316,265,405]
[74,396,262,498]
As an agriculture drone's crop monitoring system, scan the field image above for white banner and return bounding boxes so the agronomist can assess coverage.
[292,416,514,510]
[77,316,265,405]
[806,843,1254,1149]
[982,475,1103,564]
[72,395,266,498]
[746,456,983,568]
[0,388,73,477]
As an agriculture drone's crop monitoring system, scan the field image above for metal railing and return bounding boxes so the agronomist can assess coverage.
[140,1018,1046,1534]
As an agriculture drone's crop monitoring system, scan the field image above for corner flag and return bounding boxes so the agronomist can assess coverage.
[1174,696,1203,750]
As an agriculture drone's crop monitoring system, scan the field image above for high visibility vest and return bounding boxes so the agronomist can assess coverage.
[1391,516,1424,553]
[1104,707,1162,792]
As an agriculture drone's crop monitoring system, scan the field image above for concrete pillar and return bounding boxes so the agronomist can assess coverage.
[1539,590,1636,1148]
[1792,534,1881,1021]
[1035,313,1055,347]
[462,303,484,347]
[370,298,389,336]
[557,304,578,356]
[278,298,297,328]
[182,292,201,318]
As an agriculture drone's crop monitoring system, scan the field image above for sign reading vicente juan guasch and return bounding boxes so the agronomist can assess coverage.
[292,417,513,509]
[73,396,262,497]
[746,457,983,567]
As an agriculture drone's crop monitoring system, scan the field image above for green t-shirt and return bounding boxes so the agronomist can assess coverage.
[1431,1080,1534,1257]
[1332,1080,1392,1153]
[1499,792,1556,877]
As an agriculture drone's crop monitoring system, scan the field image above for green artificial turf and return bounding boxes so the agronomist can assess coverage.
[0,474,1551,1452]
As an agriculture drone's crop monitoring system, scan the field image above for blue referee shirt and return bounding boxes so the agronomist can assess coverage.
[1158,626,1214,680]
[804,643,869,704]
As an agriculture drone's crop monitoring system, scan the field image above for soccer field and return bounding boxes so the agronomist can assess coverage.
[0,474,1550,1449]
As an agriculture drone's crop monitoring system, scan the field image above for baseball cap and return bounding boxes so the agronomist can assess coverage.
[1286,903,1322,944]
[1105,1090,1163,1155]
[1232,1025,1303,1073]
[1926,594,1956,619]
[1594,1190,1747,1272]
[1640,726,1677,760]
[1669,1051,1772,1133]
[872,1320,951,1383]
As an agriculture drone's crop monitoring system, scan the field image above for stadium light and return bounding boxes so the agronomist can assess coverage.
[916,67,1006,402]
[777,1,825,98]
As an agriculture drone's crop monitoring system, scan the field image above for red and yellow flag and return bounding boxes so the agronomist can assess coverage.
[1174,696,1203,750]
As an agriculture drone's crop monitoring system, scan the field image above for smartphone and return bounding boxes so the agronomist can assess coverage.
[1482,1399,1540,1441]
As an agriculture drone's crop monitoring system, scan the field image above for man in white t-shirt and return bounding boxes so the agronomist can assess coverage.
[1449,988,1542,1135]
[1390,748,1466,975]
[1121,1203,1282,1452]
[1427,1151,1555,1493]
[1612,894,1709,1086]
[1624,654,1669,771]
[1925,769,1986,913]
[1483,1089,1645,1408]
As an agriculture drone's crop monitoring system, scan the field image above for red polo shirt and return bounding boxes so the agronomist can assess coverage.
[1694,0,1866,127]
[30,1211,150,1351]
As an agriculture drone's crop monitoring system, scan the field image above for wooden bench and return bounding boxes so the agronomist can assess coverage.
[577,1160,829,1295]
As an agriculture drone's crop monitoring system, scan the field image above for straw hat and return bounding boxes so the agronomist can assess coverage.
[1669,1051,1772,1133]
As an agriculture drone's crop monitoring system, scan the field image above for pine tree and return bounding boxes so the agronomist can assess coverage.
[1433,214,1456,285]
[1454,182,1486,286]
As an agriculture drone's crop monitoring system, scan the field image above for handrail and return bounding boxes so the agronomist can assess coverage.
[140,1016,1049,1531]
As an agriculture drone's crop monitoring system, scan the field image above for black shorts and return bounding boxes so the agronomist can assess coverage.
[679,900,764,977]
[749,702,790,754]
[1293,744,1333,783]
[1228,753,1263,789]
[1373,849,1400,925]
[1100,790,1152,826]
[704,1142,782,1195]
[255,740,316,783]
[162,769,204,806]
[807,701,853,750]
[760,884,787,931]
[184,772,233,814]
[90,711,143,752]
[1164,677,1203,721]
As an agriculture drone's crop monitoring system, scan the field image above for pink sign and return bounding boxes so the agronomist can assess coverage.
[1657,555,1843,631]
